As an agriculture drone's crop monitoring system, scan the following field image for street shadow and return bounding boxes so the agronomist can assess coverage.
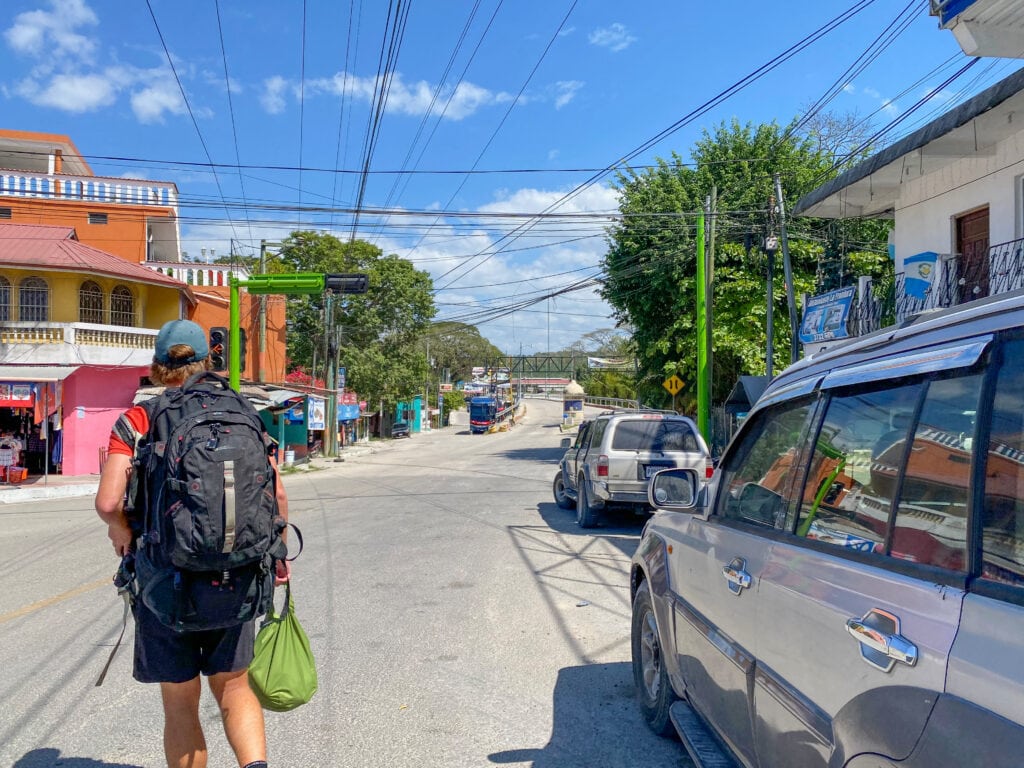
[488,663,686,767]
[497,446,565,462]
[13,749,144,768]
[523,502,643,581]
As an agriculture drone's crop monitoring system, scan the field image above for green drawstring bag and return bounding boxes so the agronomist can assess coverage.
[248,583,318,712]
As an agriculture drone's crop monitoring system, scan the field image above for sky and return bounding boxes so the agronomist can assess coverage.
[1,0,1020,355]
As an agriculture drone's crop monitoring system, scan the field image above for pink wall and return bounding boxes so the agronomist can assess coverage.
[60,366,148,476]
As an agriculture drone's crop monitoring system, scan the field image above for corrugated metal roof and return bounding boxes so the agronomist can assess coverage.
[0,365,79,381]
[0,223,189,291]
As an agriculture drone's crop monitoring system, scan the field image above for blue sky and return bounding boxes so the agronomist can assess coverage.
[1,0,1019,354]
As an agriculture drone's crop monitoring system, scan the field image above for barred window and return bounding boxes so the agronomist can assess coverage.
[19,277,48,322]
[110,285,135,327]
[79,280,104,323]
[0,276,9,321]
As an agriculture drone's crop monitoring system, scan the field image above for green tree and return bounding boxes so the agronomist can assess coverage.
[602,119,888,410]
[422,321,503,385]
[274,231,435,410]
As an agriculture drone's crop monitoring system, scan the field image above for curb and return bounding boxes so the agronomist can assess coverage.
[0,482,99,504]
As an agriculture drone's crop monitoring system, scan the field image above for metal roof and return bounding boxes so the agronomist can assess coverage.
[794,66,1024,218]
[0,365,79,382]
[0,223,192,295]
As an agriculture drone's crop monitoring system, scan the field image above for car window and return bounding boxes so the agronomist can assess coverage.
[610,419,699,452]
[795,382,923,554]
[716,399,816,528]
[889,373,981,570]
[982,339,1024,587]
[574,423,590,449]
[589,418,608,450]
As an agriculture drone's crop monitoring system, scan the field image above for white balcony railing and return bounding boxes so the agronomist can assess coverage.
[144,262,250,287]
[0,322,158,366]
[0,170,177,209]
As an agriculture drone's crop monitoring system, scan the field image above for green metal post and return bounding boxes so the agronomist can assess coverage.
[696,211,709,439]
[229,277,241,390]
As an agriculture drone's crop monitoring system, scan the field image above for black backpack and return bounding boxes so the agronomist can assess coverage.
[132,371,287,632]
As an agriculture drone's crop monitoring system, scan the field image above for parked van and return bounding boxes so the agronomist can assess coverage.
[631,290,1024,768]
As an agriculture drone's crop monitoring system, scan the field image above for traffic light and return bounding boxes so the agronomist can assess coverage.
[324,273,369,294]
[238,328,247,372]
[209,326,228,372]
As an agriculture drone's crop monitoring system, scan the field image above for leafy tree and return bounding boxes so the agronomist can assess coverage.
[602,119,889,411]
[422,321,504,385]
[273,231,435,410]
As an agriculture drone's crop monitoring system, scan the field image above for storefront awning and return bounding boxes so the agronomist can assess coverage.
[0,365,79,382]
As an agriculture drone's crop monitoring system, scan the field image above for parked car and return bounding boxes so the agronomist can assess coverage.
[390,420,410,438]
[552,410,711,528]
[630,291,1024,767]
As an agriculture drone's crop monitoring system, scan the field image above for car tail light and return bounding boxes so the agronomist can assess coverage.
[705,458,714,479]
[597,455,609,477]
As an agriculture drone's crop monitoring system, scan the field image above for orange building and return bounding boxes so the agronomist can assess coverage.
[0,129,286,383]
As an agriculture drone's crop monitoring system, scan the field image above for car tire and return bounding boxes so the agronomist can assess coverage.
[632,579,677,736]
[576,477,601,528]
[553,472,574,509]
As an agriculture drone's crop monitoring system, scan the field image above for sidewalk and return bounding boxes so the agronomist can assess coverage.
[0,440,386,503]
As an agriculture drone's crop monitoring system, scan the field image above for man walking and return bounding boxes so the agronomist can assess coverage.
[96,319,290,768]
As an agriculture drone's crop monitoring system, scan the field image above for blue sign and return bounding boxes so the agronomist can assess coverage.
[286,403,305,423]
[308,397,326,430]
[338,404,360,421]
[799,286,855,344]
[903,251,938,300]
[337,367,346,390]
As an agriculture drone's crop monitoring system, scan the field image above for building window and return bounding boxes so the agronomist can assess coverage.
[0,276,9,321]
[79,280,104,323]
[19,277,48,322]
[88,212,108,225]
[110,285,135,327]
[0,207,11,220]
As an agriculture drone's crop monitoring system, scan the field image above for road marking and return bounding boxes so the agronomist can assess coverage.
[0,577,109,625]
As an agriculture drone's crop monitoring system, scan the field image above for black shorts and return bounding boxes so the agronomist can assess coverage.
[133,602,256,684]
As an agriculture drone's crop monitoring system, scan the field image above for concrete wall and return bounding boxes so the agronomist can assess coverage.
[60,365,147,476]
[895,129,1024,271]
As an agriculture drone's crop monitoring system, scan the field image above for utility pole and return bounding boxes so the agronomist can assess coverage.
[696,209,709,439]
[774,173,800,364]
[324,291,338,457]
[706,189,716,435]
[258,240,267,383]
[765,196,779,380]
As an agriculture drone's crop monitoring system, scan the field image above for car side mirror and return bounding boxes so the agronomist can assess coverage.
[560,437,571,449]
[649,468,699,510]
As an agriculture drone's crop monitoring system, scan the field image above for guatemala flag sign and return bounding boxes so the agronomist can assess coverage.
[903,251,938,300]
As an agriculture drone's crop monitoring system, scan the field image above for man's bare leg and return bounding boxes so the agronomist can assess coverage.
[208,669,267,767]
[161,677,207,768]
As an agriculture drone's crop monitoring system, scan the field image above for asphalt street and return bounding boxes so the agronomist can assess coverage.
[0,397,690,768]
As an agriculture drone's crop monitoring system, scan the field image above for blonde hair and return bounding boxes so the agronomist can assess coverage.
[150,343,212,386]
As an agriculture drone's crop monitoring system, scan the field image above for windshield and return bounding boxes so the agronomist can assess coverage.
[611,420,700,452]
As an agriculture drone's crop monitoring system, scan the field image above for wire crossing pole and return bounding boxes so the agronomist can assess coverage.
[774,173,800,363]
[696,209,709,440]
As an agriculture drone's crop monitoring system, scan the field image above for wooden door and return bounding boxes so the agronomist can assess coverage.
[955,207,990,303]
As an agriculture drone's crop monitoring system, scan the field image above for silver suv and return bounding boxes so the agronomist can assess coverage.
[631,291,1024,767]
[552,410,710,528]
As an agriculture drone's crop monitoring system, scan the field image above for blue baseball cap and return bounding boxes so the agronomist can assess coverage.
[154,319,209,365]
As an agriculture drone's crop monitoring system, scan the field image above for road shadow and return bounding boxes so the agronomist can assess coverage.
[538,499,648,537]
[13,749,144,768]
[498,446,565,462]
[488,663,686,767]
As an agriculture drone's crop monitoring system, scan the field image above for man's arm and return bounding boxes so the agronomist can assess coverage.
[270,454,291,584]
[95,453,134,557]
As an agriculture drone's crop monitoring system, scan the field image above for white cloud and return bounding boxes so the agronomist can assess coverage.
[5,0,98,60]
[261,75,289,114]
[131,80,186,123]
[588,23,637,53]
[863,87,881,99]
[273,71,513,119]
[553,80,583,109]
[842,83,856,95]
[16,71,116,112]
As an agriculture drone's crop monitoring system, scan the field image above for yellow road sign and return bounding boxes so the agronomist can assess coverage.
[663,374,684,395]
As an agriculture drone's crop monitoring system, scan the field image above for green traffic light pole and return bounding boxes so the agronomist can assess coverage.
[227,271,369,456]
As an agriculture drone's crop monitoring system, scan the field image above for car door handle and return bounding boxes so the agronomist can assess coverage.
[722,558,752,595]
[846,618,918,667]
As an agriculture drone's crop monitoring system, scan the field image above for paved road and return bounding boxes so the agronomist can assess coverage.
[0,398,690,768]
